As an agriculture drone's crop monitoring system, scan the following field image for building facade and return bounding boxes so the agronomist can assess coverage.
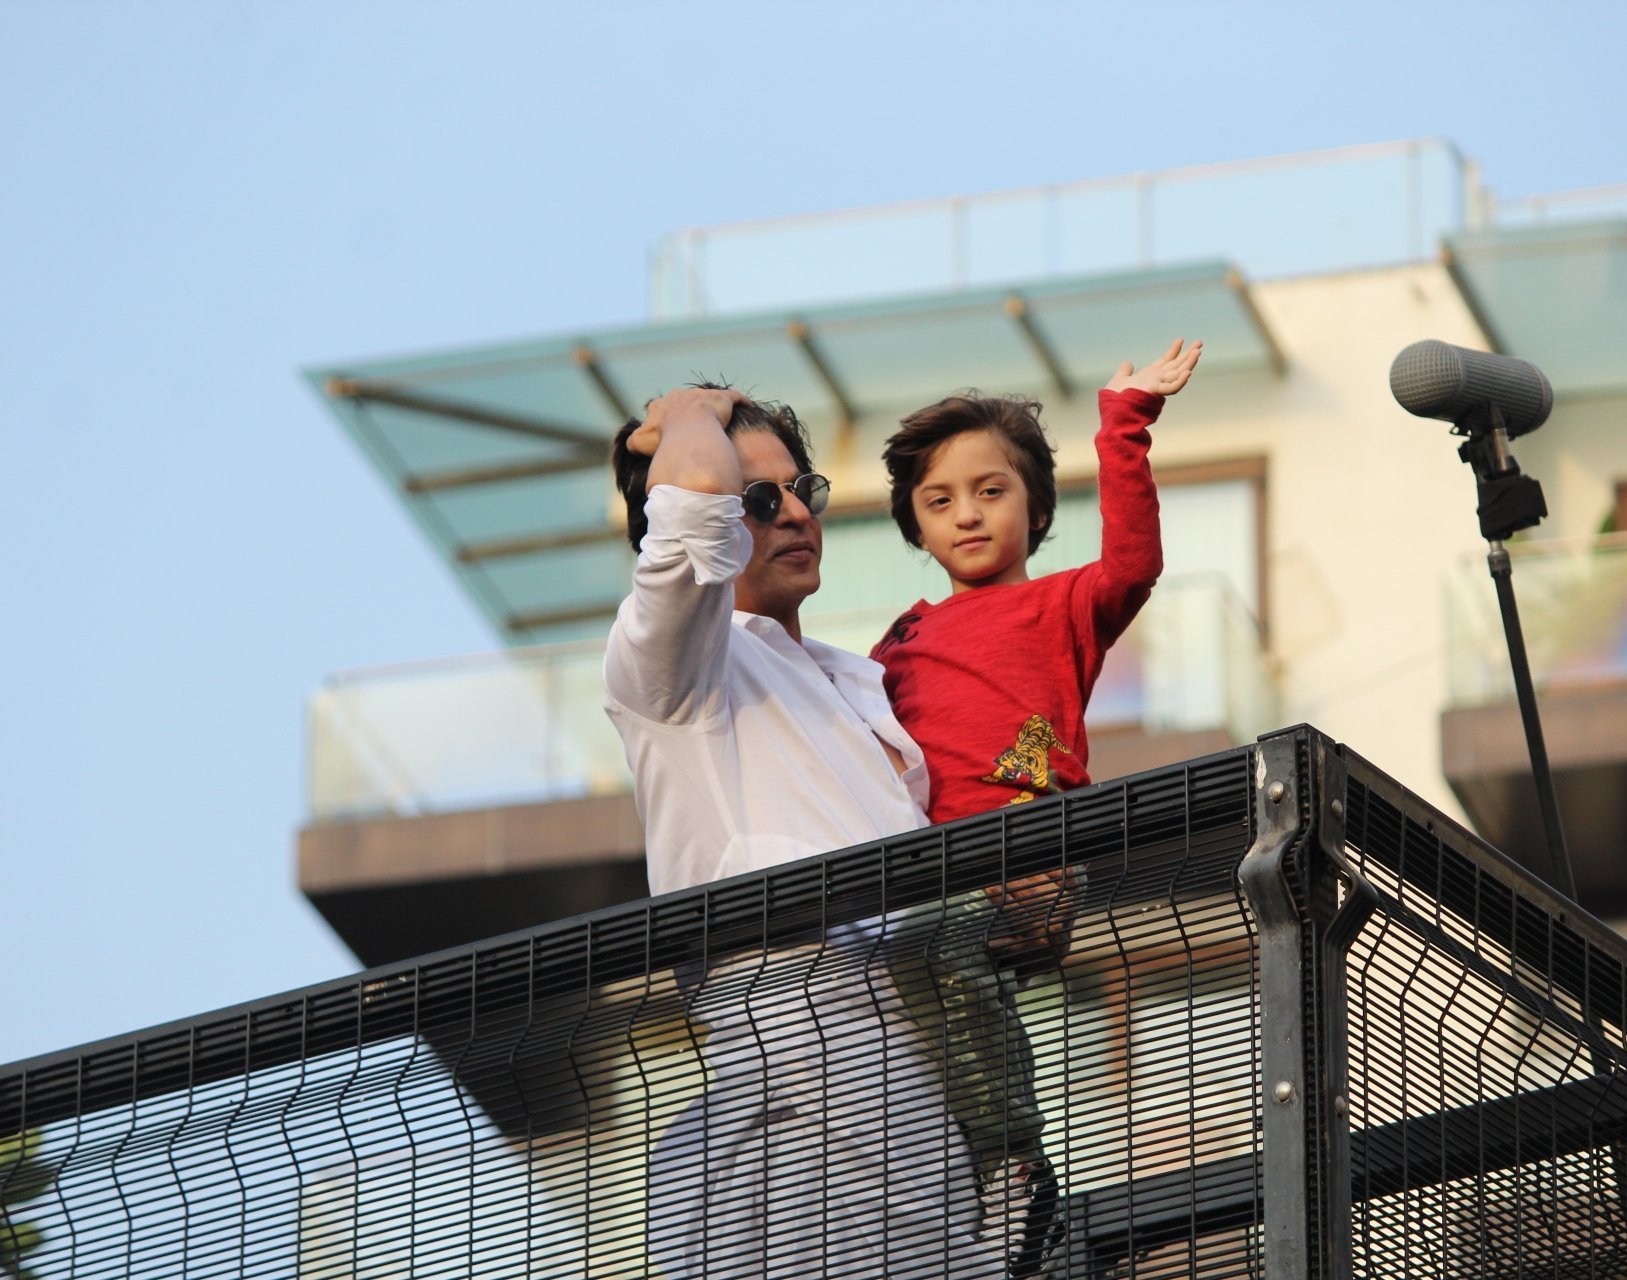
[299,139,1627,964]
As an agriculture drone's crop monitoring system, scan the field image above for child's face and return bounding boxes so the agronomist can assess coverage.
[910,428,1038,594]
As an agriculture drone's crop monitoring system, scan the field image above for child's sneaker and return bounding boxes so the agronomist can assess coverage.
[980,1155,1065,1278]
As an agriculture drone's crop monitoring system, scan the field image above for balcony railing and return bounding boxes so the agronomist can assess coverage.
[1490,180,1627,227]
[7,725,1627,1278]
[1445,533,1627,707]
[649,139,1472,319]
[307,576,1277,822]
[307,637,628,820]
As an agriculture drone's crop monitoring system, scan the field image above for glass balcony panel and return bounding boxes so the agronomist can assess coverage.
[1149,142,1463,277]
[962,192,1055,286]
[308,642,630,820]
[307,578,1275,821]
[1444,534,1627,706]
[1159,477,1259,616]
[649,140,1469,318]
[1493,184,1627,227]
[679,206,959,316]
[1054,182,1147,277]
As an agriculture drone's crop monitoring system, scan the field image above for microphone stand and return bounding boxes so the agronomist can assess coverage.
[1454,405,1575,898]
[1457,402,1626,1229]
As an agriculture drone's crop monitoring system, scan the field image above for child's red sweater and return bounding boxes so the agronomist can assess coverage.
[871,388,1164,824]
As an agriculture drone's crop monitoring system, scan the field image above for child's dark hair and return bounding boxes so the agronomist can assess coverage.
[882,392,1058,555]
[612,384,816,551]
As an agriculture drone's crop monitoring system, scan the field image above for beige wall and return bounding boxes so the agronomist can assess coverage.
[1514,390,1627,539]
[1206,263,1490,818]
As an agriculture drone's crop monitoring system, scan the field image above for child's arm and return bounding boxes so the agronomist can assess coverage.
[1090,338,1202,643]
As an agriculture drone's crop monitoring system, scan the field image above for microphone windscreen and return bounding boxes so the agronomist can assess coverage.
[1389,339,1553,437]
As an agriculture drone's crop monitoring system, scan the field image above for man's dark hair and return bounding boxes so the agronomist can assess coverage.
[612,384,816,551]
[882,392,1058,555]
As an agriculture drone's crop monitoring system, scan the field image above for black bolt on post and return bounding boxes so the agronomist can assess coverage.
[1454,402,1575,899]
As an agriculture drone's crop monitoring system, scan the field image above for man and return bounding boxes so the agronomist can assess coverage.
[603,386,1014,1279]
[604,385,926,895]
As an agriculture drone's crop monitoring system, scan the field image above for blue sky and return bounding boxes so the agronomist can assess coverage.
[3,0,1625,1066]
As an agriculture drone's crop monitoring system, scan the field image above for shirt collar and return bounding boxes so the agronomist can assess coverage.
[731,611,883,679]
[734,610,790,642]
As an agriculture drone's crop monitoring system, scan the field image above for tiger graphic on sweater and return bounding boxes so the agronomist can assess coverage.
[982,714,1074,804]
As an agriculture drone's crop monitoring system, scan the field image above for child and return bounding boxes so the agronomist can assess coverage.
[873,339,1201,1277]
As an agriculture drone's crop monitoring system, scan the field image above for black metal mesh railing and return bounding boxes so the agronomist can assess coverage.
[3,726,1625,1278]
[1,750,1260,1279]
[1336,749,1627,1279]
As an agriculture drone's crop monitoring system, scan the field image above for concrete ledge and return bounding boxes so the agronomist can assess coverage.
[299,792,648,966]
[299,791,644,894]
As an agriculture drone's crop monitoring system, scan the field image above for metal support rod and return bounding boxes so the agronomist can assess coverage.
[571,344,634,422]
[785,320,857,433]
[326,376,607,451]
[403,452,605,494]
[1486,540,1576,899]
[1003,295,1074,400]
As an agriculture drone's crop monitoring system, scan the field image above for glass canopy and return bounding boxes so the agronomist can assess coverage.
[308,261,1283,645]
[1444,219,1627,397]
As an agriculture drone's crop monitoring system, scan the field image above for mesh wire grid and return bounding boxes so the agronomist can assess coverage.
[1337,748,1627,1279]
[1,749,1261,1280]
[11,730,1627,1278]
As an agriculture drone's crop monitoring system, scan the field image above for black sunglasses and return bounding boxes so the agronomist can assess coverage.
[741,473,831,522]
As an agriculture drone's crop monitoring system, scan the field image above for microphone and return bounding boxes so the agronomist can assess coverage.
[1389,339,1553,438]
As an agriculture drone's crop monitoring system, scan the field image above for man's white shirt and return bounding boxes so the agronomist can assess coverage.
[603,484,930,897]
[606,486,1002,1279]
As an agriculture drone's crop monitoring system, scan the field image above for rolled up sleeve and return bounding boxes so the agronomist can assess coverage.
[603,486,751,726]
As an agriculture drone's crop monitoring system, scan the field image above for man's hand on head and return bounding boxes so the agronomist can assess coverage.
[628,387,753,457]
[1104,337,1203,398]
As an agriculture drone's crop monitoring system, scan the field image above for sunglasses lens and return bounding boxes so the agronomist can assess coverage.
[742,481,781,522]
[797,474,831,516]
[742,475,829,520]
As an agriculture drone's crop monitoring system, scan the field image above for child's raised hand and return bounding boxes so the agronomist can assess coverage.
[1105,337,1203,397]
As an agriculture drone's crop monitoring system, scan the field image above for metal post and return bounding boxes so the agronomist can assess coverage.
[1310,733,1367,1280]
[1454,409,1575,898]
[1238,732,1311,1279]
[1486,541,1576,899]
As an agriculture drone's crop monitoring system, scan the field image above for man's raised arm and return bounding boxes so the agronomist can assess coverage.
[604,388,752,726]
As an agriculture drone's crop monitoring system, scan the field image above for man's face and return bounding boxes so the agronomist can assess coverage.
[733,429,822,630]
